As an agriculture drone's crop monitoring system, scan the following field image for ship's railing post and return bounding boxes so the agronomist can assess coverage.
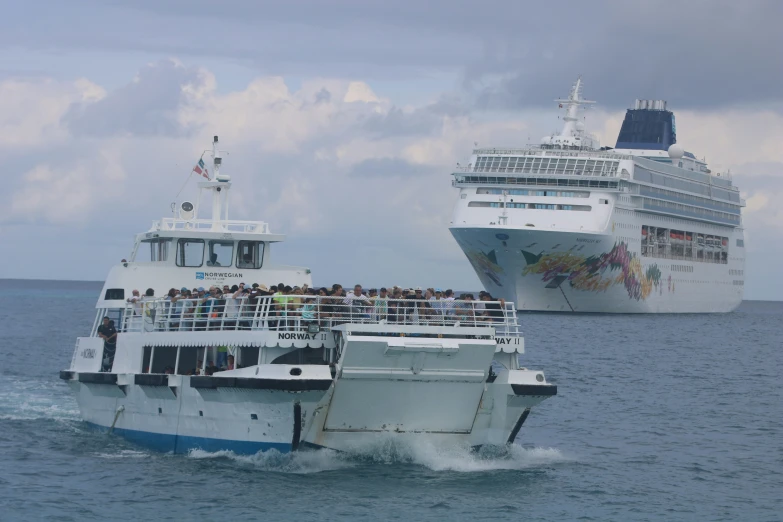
[256,297,263,330]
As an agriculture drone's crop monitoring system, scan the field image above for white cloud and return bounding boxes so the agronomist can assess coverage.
[343,81,381,103]
[745,193,769,214]
[1,61,782,299]
[8,145,126,223]
[0,77,104,149]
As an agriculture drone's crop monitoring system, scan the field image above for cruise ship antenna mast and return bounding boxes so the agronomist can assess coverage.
[554,76,595,138]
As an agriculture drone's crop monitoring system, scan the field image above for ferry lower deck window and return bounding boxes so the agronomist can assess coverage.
[176,239,205,267]
[237,241,264,269]
[208,241,234,267]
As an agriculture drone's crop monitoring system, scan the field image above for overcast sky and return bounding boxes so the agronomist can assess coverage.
[0,0,781,300]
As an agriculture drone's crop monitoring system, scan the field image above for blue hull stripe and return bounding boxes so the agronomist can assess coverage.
[86,422,291,455]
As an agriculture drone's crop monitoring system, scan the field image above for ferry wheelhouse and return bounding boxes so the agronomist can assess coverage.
[60,136,557,454]
[450,78,745,313]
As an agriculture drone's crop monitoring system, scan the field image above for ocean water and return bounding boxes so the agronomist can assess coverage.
[0,278,781,521]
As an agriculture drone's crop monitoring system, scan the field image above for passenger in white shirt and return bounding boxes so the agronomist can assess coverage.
[442,289,456,315]
[127,289,142,315]
[343,284,372,316]
[223,284,242,319]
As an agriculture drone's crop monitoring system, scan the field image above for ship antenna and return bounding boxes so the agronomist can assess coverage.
[212,136,221,181]
[554,75,596,138]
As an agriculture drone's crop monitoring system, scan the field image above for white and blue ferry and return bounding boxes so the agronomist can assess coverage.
[61,136,557,454]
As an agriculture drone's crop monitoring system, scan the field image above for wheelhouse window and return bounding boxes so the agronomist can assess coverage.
[176,239,205,267]
[207,241,234,267]
[237,241,265,269]
[140,238,171,262]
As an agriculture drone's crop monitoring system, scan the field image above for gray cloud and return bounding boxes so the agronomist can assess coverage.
[349,158,432,178]
[733,163,783,194]
[468,1,783,110]
[4,1,780,109]
[362,97,467,139]
[61,60,201,137]
[314,88,331,104]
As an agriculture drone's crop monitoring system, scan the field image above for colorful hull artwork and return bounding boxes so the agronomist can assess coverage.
[521,242,664,301]
[463,248,505,286]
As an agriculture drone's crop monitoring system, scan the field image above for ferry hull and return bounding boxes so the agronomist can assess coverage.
[68,376,326,454]
[67,371,555,454]
[451,227,743,313]
[64,327,557,454]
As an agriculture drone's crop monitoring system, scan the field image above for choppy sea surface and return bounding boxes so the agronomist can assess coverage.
[0,278,781,521]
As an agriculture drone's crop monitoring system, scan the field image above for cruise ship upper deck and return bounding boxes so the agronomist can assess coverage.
[450,80,744,230]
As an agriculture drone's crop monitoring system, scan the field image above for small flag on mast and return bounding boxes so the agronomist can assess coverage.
[192,158,209,179]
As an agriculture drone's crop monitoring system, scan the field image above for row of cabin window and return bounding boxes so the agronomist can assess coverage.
[633,166,741,203]
[458,176,619,189]
[638,185,741,212]
[467,202,591,211]
[640,197,741,225]
[476,188,590,198]
[142,238,265,269]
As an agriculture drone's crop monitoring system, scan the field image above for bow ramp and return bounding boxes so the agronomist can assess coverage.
[302,323,525,450]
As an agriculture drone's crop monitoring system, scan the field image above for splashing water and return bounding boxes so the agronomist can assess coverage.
[336,435,568,472]
[186,436,568,474]
[0,376,80,422]
[188,447,355,474]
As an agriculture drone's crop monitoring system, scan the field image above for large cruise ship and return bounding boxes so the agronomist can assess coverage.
[449,77,746,313]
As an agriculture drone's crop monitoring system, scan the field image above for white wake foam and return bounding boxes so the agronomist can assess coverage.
[0,377,80,422]
[187,448,353,474]
[340,436,569,472]
[94,449,151,459]
[187,438,568,474]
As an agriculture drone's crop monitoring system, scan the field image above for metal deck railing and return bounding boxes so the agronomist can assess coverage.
[116,296,521,336]
[152,218,270,234]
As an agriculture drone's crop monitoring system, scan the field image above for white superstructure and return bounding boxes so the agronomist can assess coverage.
[450,78,745,313]
[61,136,557,455]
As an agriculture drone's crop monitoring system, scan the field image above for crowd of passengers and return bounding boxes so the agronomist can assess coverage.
[96,285,507,373]
[123,284,508,330]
